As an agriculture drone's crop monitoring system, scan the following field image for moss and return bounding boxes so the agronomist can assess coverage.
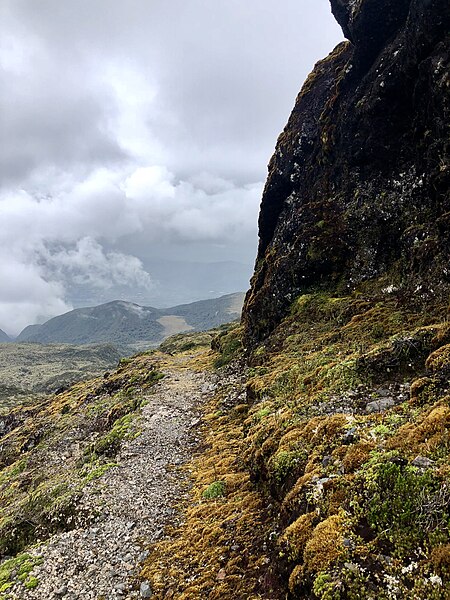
[303,513,346,573]
[89,413,135,458]
[431,544,450,577]
[426,344,450,372]
[159,331,213,354]
[389,402,450,459]
[0,553,42,594]
[212,325,244,368]
[81,461,117,483]
[24,575,39,589]
[202,481,226,500]
[359,456,449,556]
[269,450,307,485]
[312,572,342,600]
[342,441,375,473]
[410,376,435,405]
[281,512,316,561]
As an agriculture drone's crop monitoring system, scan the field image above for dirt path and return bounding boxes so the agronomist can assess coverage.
[12,356,215,600]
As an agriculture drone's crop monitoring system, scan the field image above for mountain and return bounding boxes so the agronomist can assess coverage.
[0,329,10,343]
[243,0,449,345]
[65,259,253,310]
[16,292,244,351]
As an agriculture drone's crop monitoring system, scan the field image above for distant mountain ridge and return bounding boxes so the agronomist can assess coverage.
[0,329,10,343]
[16,292,244,352]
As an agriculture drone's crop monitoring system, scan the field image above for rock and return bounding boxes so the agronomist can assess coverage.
[140,581,153,598]
[322,455,333,467]
[54,587,68,596]
[412,456,435,469]
[242,0,450,346]
[216,568,226,581]
[342,427,358,444]
[376,388,391,397]
[366,398,395,413]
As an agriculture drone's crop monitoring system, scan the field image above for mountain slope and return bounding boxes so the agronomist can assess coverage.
[16,293,244,349]
[0,329,10,343]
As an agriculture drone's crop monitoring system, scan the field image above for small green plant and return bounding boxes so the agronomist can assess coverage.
[270,450,306,484]
[360,455,450,555]
[24,576,39,589]
[254,407,272,421]
[371,424,392,438]
[313,572,341,600]
[202,481,226,499]
[0,554,42,594]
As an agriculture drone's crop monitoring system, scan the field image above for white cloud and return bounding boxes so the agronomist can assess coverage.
[0,164,261,334]
[0,0,342,332]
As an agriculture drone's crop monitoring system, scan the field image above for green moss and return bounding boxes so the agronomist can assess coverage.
[90,414,135,457]
[159,331,213,354]
[254,408,272,421]
[270,450,306,484]
[202,481,226,499]
[0,554,42,594]
[213,325,244,368]
[24,576,39,589]
[359,454,450,555]
[81,461,117,483]
[313,572,341,600]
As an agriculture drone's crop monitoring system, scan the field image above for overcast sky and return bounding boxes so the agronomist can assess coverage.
[0,0,342,335]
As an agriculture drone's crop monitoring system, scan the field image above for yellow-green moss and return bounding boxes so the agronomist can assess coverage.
[303,513,346,573]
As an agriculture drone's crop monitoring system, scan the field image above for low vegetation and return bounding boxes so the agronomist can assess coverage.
[0,352,163,565]
[142,290,450,598]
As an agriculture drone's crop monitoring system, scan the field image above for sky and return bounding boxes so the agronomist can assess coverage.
[0,0,342,335]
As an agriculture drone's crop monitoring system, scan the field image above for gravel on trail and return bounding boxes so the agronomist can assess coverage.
[11,355,217,600]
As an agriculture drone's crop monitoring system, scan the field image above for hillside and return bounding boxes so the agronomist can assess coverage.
[0,330,10,343]
[16,293,244,352]
[0,343,120,411]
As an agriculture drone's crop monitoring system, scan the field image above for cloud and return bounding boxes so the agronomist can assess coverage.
[0,255,71,336]
[0,164,261,334]
[0,0,342,333]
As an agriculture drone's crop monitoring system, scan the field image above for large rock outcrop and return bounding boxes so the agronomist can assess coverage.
[243,0,449,345]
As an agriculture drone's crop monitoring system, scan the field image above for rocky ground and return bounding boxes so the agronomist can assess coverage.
[9,355,217,600]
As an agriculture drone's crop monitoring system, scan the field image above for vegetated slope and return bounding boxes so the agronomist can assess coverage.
[225,0,450,598]
[0,350,166,592]
[0,330,10,343]
[16,293,244,351]
[243,0,449,344]
[0,343,120,410]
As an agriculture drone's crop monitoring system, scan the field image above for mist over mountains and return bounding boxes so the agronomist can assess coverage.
[16,292,244,354]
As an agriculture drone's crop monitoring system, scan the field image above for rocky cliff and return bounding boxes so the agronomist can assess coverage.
[244,0,449,344]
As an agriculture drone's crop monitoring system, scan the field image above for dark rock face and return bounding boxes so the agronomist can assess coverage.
[243,0,449,345]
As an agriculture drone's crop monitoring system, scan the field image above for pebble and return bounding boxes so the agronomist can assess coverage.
[140,581,153,598]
